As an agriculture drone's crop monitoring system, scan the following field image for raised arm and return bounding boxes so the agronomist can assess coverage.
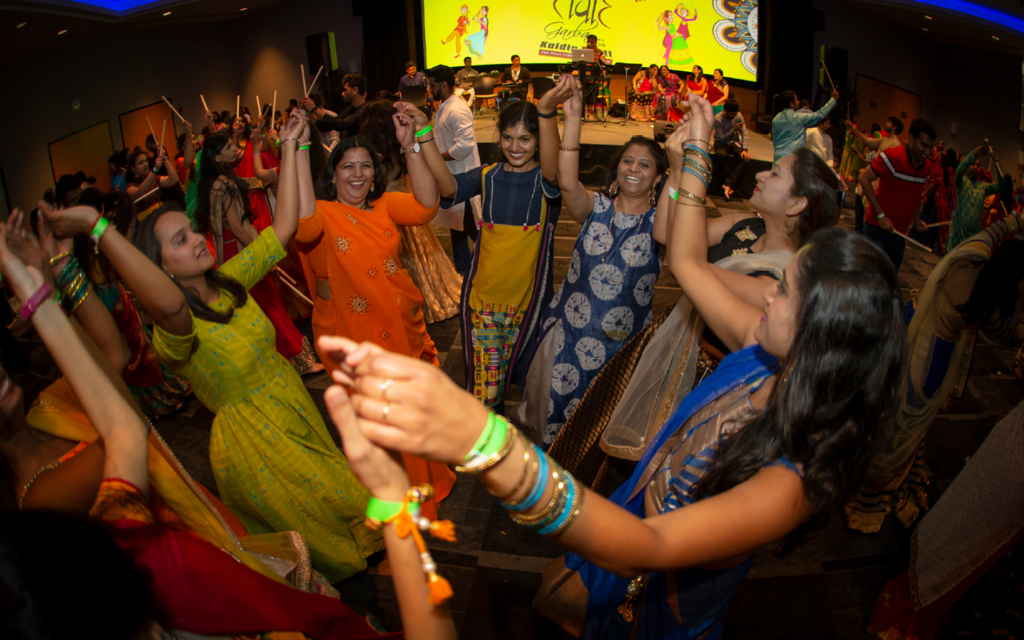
[216,179,258,249]
[41,203,192,337]
[270,115,302,247]
[538,76,571,187]
[554,79,593,222]
[801,91,838,127]
[156,148,180,189]
[250,123,280,185]
[393,111,439,209]
[0,225,149,493]
[667,97,763,351]
[395,102,458,200]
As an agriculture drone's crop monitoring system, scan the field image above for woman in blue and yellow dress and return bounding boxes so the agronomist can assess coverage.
[396,86,566,412]
[42,112,382,584]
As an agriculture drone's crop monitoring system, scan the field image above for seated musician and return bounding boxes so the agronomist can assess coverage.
[499,54,532,102]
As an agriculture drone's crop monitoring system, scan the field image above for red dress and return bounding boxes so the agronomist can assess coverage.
[227,142,306,360]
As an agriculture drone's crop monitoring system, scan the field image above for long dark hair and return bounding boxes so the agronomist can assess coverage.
[788,148,842,246]
[601,136,668,205]
[358,99,405,181]
[315,137,389,205]
[0,510,163,639]
[194,133,253,236]
[134,205,248,323]
[71,189,133,283]
[693,229,906,532]
[493,100,541,164]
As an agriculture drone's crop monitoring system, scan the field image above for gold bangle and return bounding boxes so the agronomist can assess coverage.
[49,252,73,265]
[510,464,566,524]
[488,432,533,499]
[549,474,585,536]
[559,146,580,152]
[68,285,92,314]
[683,138,711,148]
[454,423,518,474]
[675,187,706,206]
[502,442,542,508]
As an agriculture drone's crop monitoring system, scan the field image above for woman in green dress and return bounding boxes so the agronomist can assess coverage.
[42,113,383,584]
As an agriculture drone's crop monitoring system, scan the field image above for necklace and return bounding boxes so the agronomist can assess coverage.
[18,442,87,509]
[481,165,542,232]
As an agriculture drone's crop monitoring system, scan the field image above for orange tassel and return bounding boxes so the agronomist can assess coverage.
[394,514,414,538]
[429,519,457,542]
[428,571,454,605]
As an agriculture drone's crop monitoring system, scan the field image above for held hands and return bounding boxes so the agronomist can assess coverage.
[561,75,584,120]
[39,202,98,238]
[318,335,491,466]
[395,102,429,129]
[393,111,417,149]
[0,212,48,305]
[278,111,306,143]
[537,75,573,114]
[974,144,989,158]
[664,116,692,170]
[680,93,713,141]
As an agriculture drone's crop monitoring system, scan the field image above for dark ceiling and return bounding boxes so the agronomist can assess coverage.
[0,0,282,65]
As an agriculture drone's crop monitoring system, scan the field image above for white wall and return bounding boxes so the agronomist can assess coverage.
[0,0,361,213]
[813,0,1023,170]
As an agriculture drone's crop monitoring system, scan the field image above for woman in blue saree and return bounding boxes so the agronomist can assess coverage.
[320,94,907,639]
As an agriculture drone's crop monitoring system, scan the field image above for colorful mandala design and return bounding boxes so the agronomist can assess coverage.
[384,257,398,276]
[713,0,758,76]
[367,266,379,279]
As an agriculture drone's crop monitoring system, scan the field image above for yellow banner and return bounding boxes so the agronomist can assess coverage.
[424,0,758,81]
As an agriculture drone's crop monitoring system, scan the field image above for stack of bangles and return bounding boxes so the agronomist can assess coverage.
[458,412,585,537]
[50,252,92,315]
[669,138,712,207]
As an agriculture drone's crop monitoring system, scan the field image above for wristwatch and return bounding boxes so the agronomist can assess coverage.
[402,141,421,154]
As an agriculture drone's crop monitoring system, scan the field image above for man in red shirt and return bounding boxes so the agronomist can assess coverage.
[859,118,937,272]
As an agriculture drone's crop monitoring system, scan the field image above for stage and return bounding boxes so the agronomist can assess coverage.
[471,112,775,194]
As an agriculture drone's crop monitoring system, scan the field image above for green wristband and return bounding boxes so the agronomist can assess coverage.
[478,415,509,459]
[415,124,433,138]
[464,411,498,462]
[298,143,311,150]
[366,497,404,522]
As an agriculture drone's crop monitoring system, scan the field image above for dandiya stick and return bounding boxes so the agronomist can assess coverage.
[159,120,166,152]
[925,221,951,228]
[301,64,308,96]
[275,272,313,305]
[161,96,185,123]
[273,265,298,285]
[306,66,323,97]
[134,185,160,204]
[236,95,240,120]
[256,95,262,119]
[200,94,209,113]
[272,90,277,119]
[894,229,932,253]
[822,60,836,90]
[145,115,158,144]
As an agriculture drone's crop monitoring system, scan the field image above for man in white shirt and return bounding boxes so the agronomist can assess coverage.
[427,64,483,275]
[455,57,477,108]
[805,119,835,167]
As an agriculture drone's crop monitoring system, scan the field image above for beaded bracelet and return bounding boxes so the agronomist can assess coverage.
[559,146,580,152]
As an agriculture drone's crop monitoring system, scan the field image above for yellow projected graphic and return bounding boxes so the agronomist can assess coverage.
[424,0,758,81]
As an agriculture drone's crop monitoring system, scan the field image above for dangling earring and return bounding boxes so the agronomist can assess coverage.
[370,180,375,191]
[648,184,657,207]
[609,180,619,197]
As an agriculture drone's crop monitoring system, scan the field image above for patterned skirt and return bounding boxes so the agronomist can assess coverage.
[629,91,653,121]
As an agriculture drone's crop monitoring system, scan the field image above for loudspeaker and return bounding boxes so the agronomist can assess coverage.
[306,32,338,79]
[653,120,677,143]
[819,45,848,90]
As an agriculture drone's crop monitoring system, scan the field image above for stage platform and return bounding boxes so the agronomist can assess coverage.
[471,112,774,196]
[471,113,776,163]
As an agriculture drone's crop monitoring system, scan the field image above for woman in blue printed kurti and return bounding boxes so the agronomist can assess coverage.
[511,78,667,446]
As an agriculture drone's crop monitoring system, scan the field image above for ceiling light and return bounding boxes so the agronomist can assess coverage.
[240,6,247,10]
[993,35,1001,40]
[16,22,26,28]
[922,27,929,31]
[57,29,67,34]
[163,10,171,15]
[924,15,933,19]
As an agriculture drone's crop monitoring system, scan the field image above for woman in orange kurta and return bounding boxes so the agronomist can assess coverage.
[295,117,455,517]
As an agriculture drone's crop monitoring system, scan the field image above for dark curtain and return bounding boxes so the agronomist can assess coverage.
[354,0,415,97]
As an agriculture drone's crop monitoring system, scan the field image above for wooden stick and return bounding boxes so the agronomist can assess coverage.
[306,66,323,97]
[200,94,209,113]
[925,221,951,228]
[301,64,307,96]
[894,229,932,253]
[161,96,186,123]
[145,116,158,145]
[133,185,160,204]
[159,120,166,152]
[273,265,297,285]
[272,90,277,119]
[275,271,313,305]
[257,95,262,119]
[236,95,240,120]
[822,60,836,91]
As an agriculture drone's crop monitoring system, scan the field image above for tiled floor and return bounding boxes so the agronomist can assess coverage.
[8,192,1022,639]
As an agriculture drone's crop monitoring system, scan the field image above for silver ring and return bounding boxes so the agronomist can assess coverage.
[381,403,390,422]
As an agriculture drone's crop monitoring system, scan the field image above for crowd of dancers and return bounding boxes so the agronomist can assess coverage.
[1,67,1022,640]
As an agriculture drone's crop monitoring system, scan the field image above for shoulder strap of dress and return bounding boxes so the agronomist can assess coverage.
[480,163,498,202]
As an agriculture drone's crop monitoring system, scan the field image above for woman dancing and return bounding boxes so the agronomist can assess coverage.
[465,6,489,58]
[43,114,383,583]
[293,104,455,519]
[512,77,667,447]
[395,89,564,413]
[629,64,659,122]
[321,94,906,639]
